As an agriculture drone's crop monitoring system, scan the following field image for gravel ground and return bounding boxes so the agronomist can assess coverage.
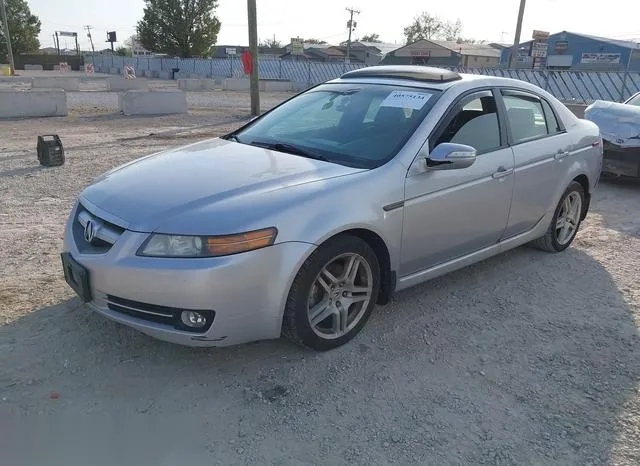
[1,87,639,466]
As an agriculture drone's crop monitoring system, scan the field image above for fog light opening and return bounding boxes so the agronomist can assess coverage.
[180,311,207,329]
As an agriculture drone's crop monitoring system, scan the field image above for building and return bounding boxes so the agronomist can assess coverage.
[336,41,399,65]
[212,45,286,60]
[280,44,362,63]
[381,39,501,67]
[501,31,640,71]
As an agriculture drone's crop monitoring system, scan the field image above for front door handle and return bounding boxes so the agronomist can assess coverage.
[492,166,513,179]
[554,150,570,160]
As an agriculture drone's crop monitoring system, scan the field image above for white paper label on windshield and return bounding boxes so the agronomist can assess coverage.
[380,91,432,110]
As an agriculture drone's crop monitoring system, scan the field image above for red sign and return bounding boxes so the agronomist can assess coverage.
[241,51,252,74]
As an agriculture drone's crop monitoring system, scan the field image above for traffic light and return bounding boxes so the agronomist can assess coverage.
[107,31,116,43]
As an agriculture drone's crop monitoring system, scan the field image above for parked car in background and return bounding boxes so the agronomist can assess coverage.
[584,91,640,179]
[61,66,603,351]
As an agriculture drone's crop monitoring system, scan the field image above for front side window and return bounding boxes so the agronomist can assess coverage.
[232,83,441,168]
[435,93,502,154]
[502,93,550,143]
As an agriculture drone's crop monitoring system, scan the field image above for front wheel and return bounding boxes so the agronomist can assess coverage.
[532,181,585,253]
[282,235,380,351]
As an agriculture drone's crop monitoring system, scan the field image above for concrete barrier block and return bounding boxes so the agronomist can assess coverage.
[0,89,67,118]
[118,90,187,115]
[31,77,80,91]
[24,64,43,71]
[107,77,148,91]
[109,67,120,75]
[223,78,250,91]
[259,80,293,92]
[178,78,217,91]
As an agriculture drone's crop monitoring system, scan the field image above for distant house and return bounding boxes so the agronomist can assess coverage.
[336,41,399,65]
[382,39,501,68]
[211,45,286,60]
[280,44,362,63]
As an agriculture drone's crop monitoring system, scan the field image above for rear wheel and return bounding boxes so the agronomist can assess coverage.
[532,181,585,253]
[282,235,380,350]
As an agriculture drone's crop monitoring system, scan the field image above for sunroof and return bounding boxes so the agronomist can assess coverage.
[341,65,462,83]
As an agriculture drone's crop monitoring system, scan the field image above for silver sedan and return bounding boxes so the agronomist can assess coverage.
[61,66,603,350]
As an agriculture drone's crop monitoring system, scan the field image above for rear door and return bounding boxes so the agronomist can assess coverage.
[499,89,574,238]
[400,89,515,276]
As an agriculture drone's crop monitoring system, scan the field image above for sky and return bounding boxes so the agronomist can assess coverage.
[28,0,640,51]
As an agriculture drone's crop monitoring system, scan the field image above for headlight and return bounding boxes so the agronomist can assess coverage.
[137,227,278,258]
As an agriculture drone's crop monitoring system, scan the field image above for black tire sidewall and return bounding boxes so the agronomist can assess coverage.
[548,181,585,252]
[284,235,381,351]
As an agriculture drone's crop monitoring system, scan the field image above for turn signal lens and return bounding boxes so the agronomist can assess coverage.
[206,227,278,256]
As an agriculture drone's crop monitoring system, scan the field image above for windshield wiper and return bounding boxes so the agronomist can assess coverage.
[249,140,329,162]
[222,134,240,142]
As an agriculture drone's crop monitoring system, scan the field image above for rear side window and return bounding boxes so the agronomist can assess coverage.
[541,99,561,134]
[502,94,548,143]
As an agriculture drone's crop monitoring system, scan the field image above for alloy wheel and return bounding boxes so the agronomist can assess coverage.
[307,253,373,340]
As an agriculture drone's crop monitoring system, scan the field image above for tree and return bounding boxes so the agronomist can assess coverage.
[137,0,221,58]
[259,37,282,48]
[360,33,381,43]
[0,0,41,58]
[304,39,327,45]
[402,12,463,44]
[115,46,131,57]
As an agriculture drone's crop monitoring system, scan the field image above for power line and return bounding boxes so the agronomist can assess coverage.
[345,7,360,65]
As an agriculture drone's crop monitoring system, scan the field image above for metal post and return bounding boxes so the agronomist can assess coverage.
[620,48,634,102]
[0,0,15,74]
[508,0,527,69]
[247,0,260,115]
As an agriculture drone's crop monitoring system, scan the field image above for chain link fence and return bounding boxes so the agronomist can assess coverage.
[87,55,640,104]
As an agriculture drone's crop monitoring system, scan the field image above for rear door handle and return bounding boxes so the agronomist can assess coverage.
[492,166,513,179]
[554,150,570,160]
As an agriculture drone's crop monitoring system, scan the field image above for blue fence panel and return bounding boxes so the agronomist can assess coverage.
[83,53,640,103]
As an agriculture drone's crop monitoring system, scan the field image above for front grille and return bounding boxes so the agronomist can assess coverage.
[73,203,126,254]
[106,295,215,333]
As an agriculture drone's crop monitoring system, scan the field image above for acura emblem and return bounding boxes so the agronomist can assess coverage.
[84,220,96,243]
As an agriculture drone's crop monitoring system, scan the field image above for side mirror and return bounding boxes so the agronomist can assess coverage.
[425,142,477,170]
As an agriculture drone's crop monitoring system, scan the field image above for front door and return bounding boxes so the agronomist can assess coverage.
[400,90,515,277]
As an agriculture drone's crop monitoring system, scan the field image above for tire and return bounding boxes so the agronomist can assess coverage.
[282,235,381,351]
[532,181,585,253]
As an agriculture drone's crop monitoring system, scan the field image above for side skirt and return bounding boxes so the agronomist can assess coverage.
[395,212,551,293]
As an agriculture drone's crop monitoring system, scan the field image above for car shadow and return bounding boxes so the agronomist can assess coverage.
[589,179,640,238]
[0,246,638,465]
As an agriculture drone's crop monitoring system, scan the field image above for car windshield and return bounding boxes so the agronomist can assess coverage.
[231,83,441,168]
[626,93,640,107]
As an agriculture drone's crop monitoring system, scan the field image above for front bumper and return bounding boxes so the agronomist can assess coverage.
[602,140,640,178]
[62,202,315,347]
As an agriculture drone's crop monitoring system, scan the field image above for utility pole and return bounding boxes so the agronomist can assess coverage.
[85,25,95,54]
[247,0,260,116]
[508,0,526,69]
[345,7,360,65]
[0,0,15,75]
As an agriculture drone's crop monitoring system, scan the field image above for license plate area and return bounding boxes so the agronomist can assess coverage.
[61,252,92,302]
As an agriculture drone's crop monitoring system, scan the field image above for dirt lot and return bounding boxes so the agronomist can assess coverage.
[1,85,639,466]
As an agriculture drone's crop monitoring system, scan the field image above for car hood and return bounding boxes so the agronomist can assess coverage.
[80,138,363,232]
[584,100,640,148]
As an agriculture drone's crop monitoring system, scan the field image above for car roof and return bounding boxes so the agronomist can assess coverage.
[329,65,542,93]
